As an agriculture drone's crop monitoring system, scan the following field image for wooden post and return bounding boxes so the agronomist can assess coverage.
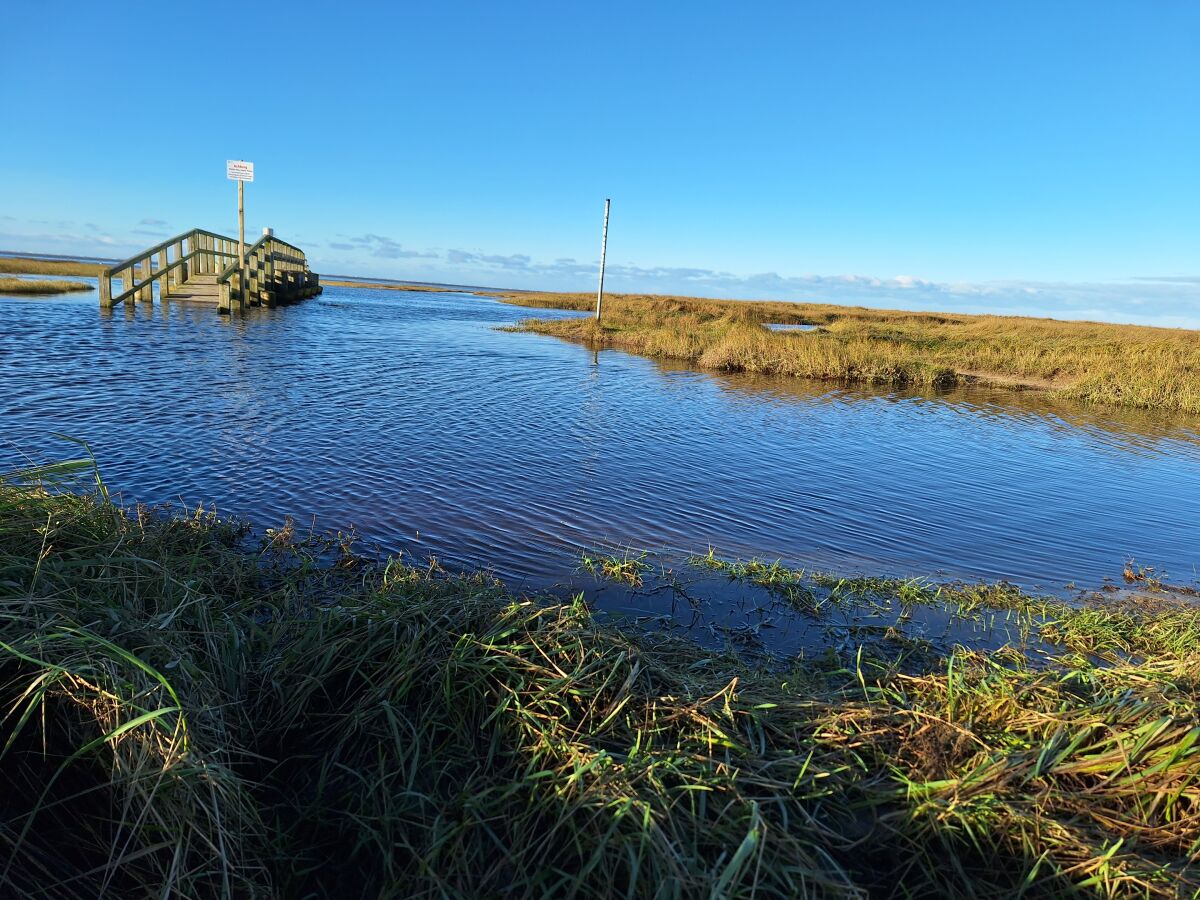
[145,258,155,302]
[595,198,610,322]
[237,180,245,310]
[140,258,153,302]
[98,270,112,307]
[158,248,170,299]
[248,251,259,306]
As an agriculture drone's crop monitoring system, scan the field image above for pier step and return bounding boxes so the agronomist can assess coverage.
[170,275,221,303]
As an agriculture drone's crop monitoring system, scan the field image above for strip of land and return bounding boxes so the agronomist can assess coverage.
[499,291,1200,413]
[322,278,458,292]
[2,460,1197,897]
[322,278,502,296]
[0,275,93,295]
[0,255,106,277]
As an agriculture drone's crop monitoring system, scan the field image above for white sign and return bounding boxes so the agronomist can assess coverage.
[226,160,254,182]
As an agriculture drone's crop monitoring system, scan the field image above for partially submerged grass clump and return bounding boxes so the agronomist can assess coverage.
[0,275,93,295]
[2,463,1199,897]
[500,291,1200,413]
[580,548,654,586]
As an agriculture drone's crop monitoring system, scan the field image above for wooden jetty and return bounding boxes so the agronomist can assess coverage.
[99,228,321,313]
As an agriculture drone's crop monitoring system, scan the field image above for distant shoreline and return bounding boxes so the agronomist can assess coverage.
[0,255,106,277]
[0,253,515,295]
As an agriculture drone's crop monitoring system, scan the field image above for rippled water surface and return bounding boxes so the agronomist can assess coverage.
[2,284,1199,595]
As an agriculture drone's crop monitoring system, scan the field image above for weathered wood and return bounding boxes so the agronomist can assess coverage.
[158,249,169,299]
[103,227,317,311]
[139,259,154,302]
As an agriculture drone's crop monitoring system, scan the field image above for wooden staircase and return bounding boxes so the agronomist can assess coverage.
[99,227,321,313]
[168,272,220,303]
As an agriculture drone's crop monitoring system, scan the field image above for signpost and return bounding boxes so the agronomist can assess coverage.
[227,160,254,307]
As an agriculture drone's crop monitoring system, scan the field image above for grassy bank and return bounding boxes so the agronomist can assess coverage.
[323,278,458,292]
[2,462,1198,897]
[323,278,502,296]
[0,256,106,277]
[0,275,93,295]
[500,292,1200,414]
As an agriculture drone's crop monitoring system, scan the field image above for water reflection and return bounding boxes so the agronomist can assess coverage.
[665,365,1200,459]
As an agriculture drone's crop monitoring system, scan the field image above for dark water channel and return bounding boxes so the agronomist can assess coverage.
[2,283,1198,657]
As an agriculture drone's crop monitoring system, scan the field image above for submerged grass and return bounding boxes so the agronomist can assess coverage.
[2,463,1199,897]
[500,291,1200,414]
[0,276,93,295]
[693,552,1200,666]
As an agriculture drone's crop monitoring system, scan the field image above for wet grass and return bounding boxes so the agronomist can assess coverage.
[0,276,93,295]
[691,552,1200,665]
[580,549,654,586]
[0,256,105,277]
[499,291,1200,414]
[2,462,1199,897]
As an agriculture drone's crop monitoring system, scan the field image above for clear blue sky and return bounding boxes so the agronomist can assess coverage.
[3,2,1197,325]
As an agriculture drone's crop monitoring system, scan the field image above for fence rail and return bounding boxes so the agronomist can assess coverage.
[216,234,319,311]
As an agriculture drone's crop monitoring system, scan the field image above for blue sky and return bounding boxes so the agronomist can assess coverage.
[2,2,1197,326]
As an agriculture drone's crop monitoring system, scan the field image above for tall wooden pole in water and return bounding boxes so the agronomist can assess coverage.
[595,198,610,321]
[237,179,245,309]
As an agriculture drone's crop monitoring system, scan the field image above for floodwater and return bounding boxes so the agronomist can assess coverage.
[2,282,1199,614]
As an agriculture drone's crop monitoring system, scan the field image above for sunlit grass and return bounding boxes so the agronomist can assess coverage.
[500,291,1200,413]
[0,256,104,277]
[1,463,1198,897]
[0,276,92,295]
[580,548,653,586]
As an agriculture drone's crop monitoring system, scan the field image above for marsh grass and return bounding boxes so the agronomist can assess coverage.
[500,291,1200,414]
[0,276,93,295]
[580,549,654,586]
[693,553,1200,664]
[0,256,105,277]
[2,465,1199,897]
[321,279,459,292]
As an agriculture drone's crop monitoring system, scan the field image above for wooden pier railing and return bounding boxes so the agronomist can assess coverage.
[99,228,320,312]
[216,233,321,312]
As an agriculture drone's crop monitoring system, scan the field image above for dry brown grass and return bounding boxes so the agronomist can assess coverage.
[0,256,105,277]
[0,276,93,295]
[500,291,1200,413]
[323,279,455,292]
[323,278,503,296]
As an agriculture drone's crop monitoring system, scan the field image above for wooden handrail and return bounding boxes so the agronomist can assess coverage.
[217,234,272,283]
[104,230,197,276]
